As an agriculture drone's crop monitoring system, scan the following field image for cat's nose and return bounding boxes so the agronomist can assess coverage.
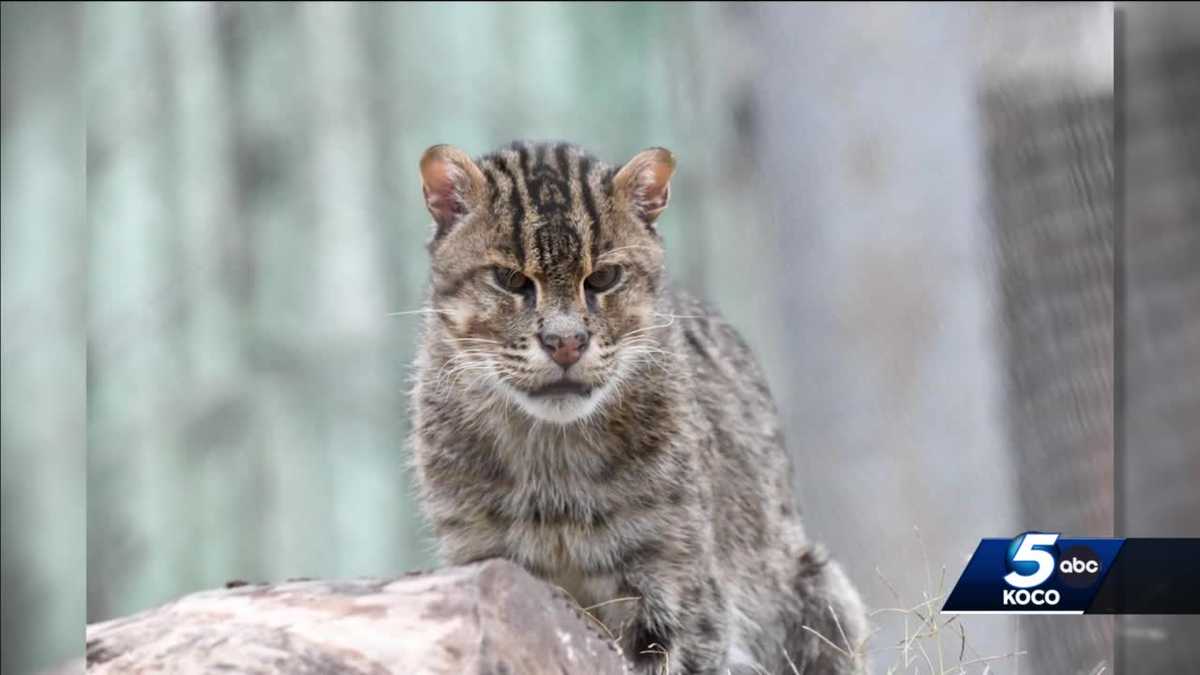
[538,330,590,368]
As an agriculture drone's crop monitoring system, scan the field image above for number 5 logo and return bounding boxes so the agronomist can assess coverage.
[1004,533,1059,589]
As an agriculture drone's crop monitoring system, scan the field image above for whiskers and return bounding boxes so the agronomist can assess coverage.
[614,311,723,379]
[409,308,700,419]
[444,337,503,346]
[386,308,454,318]
[611,333,683,379]
[593,244,662,265]
[423,339,534,404]
[428,349,498,396]
[618,311,714,341]
[621,316,678,340]
[621,341,681,370]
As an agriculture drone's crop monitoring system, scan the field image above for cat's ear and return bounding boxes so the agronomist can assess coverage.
[614,147,676,227]
[420,144,486,239]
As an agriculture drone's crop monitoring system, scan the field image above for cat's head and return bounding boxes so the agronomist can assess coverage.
[417,141,674,424]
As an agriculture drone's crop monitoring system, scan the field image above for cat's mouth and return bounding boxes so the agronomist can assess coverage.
[528,380,593,398]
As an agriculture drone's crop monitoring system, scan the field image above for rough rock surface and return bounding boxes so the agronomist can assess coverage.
[83,559,628,674]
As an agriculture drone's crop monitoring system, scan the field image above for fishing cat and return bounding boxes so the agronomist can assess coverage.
[409,141,867,674]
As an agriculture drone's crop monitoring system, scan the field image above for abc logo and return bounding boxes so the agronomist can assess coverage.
[1058,545,1102,589]
[1061,558,1099,573]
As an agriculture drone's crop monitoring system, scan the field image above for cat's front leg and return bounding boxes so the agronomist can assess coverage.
[620,565,730,675]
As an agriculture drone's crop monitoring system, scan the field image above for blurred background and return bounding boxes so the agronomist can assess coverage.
[4,2,1194,674]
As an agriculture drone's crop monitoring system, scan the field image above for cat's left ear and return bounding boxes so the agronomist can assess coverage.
[614,147,675,228]
[420,144,486,239]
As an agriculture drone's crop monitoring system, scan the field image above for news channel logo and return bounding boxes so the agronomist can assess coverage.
[943,535,1128,613]
[1001,532,1102,607]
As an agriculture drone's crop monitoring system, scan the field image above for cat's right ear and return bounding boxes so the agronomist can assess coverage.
[420,144,486,239]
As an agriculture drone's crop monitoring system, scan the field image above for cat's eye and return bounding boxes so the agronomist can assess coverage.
[585,265,622,293]
[493,267,532,294]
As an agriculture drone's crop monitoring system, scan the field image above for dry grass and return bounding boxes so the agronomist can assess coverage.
[797,526,1028,675]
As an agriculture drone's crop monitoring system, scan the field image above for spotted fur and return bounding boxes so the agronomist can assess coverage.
[410,141,866,674]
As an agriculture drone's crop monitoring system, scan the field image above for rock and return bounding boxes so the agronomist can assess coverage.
[83,559,628,674]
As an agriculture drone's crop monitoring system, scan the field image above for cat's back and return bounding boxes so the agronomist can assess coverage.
[666,287,783,440]
[665,288,798,528]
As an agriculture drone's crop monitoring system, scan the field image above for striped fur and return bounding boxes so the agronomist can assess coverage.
[410,141,866,674]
